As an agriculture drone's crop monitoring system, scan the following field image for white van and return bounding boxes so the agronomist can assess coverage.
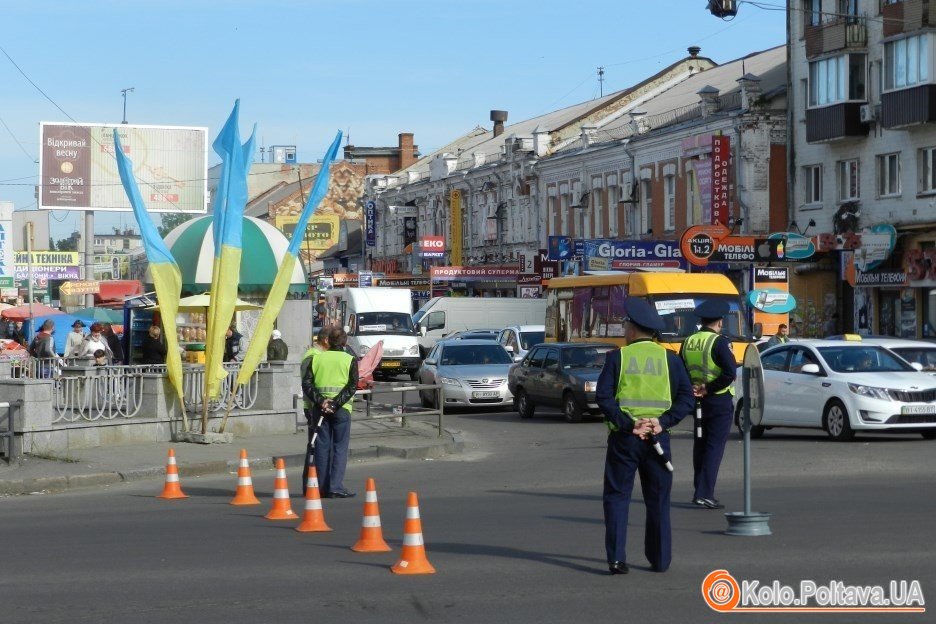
[412,297,548,356]
[326,287,421,379]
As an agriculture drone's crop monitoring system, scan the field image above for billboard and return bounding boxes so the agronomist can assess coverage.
[275,214,340,250]
[0,201,12,289]
[420,235,445,258]
[39,122,208,212]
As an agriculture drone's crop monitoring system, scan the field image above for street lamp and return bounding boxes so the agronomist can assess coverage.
[121,87,135,124]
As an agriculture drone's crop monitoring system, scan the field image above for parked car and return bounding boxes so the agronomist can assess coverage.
[851,337,936,376]
[417,339,515,410]
[413,297,547,356]
[497,325,546,360]
[737,340,936,441]
[508,342,615,423]
[443,329,501,342]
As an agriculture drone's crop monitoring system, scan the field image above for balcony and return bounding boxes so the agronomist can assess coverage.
[805,18,867,58]
[881,85,936,128]
[883,0,936,37]
[806,103,869,143]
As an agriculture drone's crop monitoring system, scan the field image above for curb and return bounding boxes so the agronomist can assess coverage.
[0,428,462,497]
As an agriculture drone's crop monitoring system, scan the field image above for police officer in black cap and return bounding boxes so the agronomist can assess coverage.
[681,299,737,509]
[596,298,693,575]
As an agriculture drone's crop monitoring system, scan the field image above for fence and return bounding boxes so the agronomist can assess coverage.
[355,382,445,437]
[179,362,264,414]
[0,400,18,463]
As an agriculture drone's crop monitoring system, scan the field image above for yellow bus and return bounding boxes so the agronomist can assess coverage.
[544,272,757,364]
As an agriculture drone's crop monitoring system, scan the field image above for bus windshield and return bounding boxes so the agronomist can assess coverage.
[651,294,748,342]
[355,312,416,336]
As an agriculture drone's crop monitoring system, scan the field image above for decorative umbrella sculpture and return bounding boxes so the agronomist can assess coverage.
[157,216,306,295]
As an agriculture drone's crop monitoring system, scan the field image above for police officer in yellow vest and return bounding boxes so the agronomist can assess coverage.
[299,329,330,493]
[596,299,693,575]
[301,326,359,498]
[681,299,737,510]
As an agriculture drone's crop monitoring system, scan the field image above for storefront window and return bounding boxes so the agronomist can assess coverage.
[925,289,936,338]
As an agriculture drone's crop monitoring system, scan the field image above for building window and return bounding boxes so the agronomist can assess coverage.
[920,147,936,193]
[640,178,653,234]
[804,165,823,204]
[686,168,702,225]
[593,184,604,237]
[837,159,860,201]
[547,195,557,235]
[559,193,569,235]
[809,54,866,106]
[607,184,618,235]
[805,0,821,27]
[663,175,676,232]
[885,33,930,91]
[877,153,901,197]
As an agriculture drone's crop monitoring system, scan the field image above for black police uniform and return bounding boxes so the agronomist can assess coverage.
[681,299,737,508]
[596,299,694,574]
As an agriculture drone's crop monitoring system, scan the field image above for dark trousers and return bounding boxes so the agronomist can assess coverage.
[304,405,351,496]
[693,393,734,500]
[603,431,673,572]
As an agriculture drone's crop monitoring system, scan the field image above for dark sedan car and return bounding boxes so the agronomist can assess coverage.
[508,342,616,422]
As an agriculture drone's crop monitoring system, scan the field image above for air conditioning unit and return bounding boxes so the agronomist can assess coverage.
[859,104,877,123]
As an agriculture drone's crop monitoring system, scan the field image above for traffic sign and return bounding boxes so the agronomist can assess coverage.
[60,280,101,296]
[743,344,765,427]
[0,276,13,288]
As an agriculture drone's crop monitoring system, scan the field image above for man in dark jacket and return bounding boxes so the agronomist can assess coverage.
[224,327,244,362]
[102,323,124,364]
[267,329,289,362]
[29,319,58,378]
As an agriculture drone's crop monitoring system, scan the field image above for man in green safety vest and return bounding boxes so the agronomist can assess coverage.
[681,299,737,510]
[299,329,330,493]
[302,326,359,498]
[596,298,693,575]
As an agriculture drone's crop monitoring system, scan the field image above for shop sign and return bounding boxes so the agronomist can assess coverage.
[15,265,81,280]
[766,232,816,260]
[586,256,611,271]
[419,235,445,258]
[546,236,584,261]
[430,266,519,281]
[582,239,685,270]
[711,135,730,226]
[904,248,936,281]
[332,273,358,286]
[854,225,897,271]
[816,231,863,252]
[855,271,908,287]
[364,200,377,247]
[14,251,79,266]
[750,266,793,334]
[517,273,542,285]
[358,271,373,288]
[374,276,430,288]
[747,290,796,314]
[535,249,559,281]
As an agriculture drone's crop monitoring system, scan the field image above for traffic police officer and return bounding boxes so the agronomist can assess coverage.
[299,329,329,494]
[596,299,693,575]
[681,299,737,509]
[302,326,359,498]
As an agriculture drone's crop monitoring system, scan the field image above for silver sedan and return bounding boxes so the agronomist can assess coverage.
[418,339,517,410]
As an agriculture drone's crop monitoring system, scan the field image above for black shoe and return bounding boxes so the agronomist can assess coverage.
[608,561,629,575]
[692,497,724,509]
[328,490,356,498]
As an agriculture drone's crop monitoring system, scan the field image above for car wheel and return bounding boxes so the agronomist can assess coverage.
[733,400,765,439]
[515,389,534,419]
[823,399,855,441]
[921,431,936,440]
[563,392,583,423]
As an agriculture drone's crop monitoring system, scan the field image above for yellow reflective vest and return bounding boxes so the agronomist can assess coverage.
[608,340,671,432]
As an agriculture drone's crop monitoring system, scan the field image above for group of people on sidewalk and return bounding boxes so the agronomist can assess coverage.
[596,297,737,576]
[63,320,123,364]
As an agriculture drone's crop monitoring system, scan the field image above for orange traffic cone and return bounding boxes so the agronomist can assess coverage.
[296,466,332,532]
[391,492,436,574]
[264,458,298,520]
[156,448,188,500]
[351,478,391,552]
[230,449,261,506]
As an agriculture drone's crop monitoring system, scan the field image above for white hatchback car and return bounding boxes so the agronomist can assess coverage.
[496,325,546,360]
[738,340,936,441]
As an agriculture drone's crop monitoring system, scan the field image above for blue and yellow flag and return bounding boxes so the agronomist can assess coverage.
[205,100,256,401]
[236,131,342,386]
[112,129,184,401]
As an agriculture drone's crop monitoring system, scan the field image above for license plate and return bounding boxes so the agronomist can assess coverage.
[901,404,936,415]
[472,391,500,398]
[381,360,401,368]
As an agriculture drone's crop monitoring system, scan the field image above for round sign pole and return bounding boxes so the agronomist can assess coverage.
[725,344,772,536]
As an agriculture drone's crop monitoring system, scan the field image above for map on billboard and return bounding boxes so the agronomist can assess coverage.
[39,122,208,212]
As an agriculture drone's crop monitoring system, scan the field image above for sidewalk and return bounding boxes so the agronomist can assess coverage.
[0,415,463,497]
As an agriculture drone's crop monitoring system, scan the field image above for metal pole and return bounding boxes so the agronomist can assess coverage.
[743,364,752,516]
[26,222,34,328]
[84,211,95,308]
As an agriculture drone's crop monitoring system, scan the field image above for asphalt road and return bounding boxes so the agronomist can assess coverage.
[2,407,934,623]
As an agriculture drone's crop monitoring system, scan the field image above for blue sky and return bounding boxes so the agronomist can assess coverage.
[0,0,785,241]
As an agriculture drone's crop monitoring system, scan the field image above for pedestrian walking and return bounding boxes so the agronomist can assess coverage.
[224,326,245,362]
[141,325,168,365]
[28,319,58,378]
[764,323,789,349]
[596,298,693,575]
[267,329,288,362]
[65,320,87,358]
[681,299,737,510]
[102,323,124,364]
[301,326,358,499]
[78,323,113,363]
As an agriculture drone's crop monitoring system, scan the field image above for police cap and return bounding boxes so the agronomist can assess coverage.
[694,299,730,321]
[624,298,664,332]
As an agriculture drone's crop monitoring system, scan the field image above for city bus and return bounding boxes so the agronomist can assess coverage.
[544,272,758,364]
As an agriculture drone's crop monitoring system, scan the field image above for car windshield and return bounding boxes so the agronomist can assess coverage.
[890,347,936,372]
[817,346,916,373]
[519,331,545,349]
[440,344,512,366]
[355,312,415,336]
[651,294,749,342]
[563,347,612,369]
